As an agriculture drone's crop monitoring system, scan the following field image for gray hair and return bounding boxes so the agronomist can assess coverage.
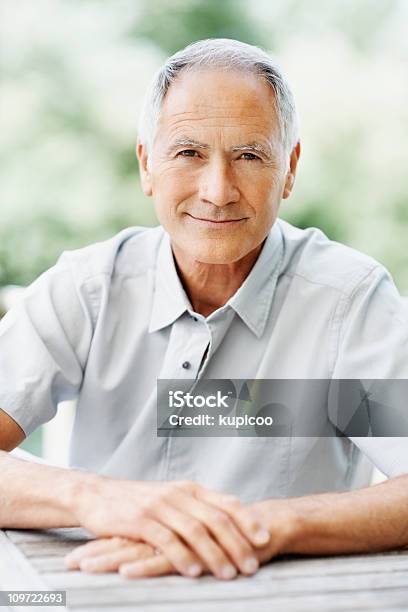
[137,38,299,161]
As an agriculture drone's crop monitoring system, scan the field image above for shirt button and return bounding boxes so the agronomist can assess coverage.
[193,317,198,321]
[182,361,191,369]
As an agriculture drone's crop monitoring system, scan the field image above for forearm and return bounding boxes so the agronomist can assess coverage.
[0,450,96,529]
[256,475,408,557]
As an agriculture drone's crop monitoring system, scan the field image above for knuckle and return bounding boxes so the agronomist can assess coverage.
[155,488,173,505]
[236,540,253,558]
[137,543,156,555]
[186,519,207,539]
[210,546,229,567]
[134,507,149,523]
[232,506,248,523]
[213,510,230,528]
[244,512,260,529]
[157,529,177,548]
[175,479,195,494]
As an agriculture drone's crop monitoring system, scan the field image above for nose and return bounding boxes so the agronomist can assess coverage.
[198,156,240,207]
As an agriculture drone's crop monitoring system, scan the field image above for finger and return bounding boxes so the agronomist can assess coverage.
[136,518,204,578]
[79,545,156,574]
[65,537,138,569]
[197,488,271,547]
[120,555,177,579]
[167,491,258,575]
[152,501,238,580]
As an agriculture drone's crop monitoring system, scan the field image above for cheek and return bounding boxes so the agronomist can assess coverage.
[238,170,281,210]
[153,166,197,207]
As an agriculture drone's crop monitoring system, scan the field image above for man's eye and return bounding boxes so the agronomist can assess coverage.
[177,149,199,158]
[239,153,260,161]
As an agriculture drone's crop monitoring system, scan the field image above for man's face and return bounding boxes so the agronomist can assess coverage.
[138,68,299,264]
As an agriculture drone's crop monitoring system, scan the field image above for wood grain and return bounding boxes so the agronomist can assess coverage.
[1,528,408,611]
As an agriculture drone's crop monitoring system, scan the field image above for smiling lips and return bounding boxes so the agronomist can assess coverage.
[186,214,246,225]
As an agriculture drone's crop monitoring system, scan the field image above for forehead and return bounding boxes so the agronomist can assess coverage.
[157,67,280,142]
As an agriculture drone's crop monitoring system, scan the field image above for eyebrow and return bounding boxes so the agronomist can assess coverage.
[230,142,273,158]
[166,138,209,155]
[166,138,274,159]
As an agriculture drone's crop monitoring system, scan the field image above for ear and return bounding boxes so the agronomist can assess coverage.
[282,141,301,199]
[136,141,153,197]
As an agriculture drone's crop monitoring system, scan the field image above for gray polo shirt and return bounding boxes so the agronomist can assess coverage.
[1,219,407,502]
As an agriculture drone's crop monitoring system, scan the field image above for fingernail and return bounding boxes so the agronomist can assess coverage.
[187,563,202,577]
[221,564,237,580]
[120,563,135,577]
[243,557,259,574]
[254,529,270,545]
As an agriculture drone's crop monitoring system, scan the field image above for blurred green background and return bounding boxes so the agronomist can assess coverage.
[1,0,407,455]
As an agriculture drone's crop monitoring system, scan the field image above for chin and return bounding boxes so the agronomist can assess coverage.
[189,241,250,265]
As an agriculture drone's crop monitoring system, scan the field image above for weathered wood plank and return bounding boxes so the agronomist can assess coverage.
[0,531,66,612]
[5,528,92,544]
[0,530,50,590]
[32,556,408,592]
[42,559,408,591]
[11,528,408,579]
[39,551,408,586]
[64,581,408,611]
[15,541,85,558]
[53,573,408,607]
[4,529,93,564]
[30,557,70,573]
[69,594,408,612]
[3,528,408,611]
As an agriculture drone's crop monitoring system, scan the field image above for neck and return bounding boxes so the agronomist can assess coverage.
[171,242,264,317]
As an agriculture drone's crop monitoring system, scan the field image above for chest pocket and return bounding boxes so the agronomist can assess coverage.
[165,434,291,503]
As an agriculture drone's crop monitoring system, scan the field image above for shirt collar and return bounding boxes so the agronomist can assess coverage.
[149,221,283,337]
[148,231,192,333]
[226,221,283,337]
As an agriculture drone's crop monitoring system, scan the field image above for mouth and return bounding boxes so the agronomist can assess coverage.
[185,214,247,227]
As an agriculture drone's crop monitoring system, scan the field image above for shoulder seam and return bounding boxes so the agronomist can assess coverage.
[282,266,378,297]
[282,270,346,295]
[328,263,383,376]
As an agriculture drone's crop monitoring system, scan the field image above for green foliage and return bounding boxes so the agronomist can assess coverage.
[0,208,158,287]
[1,0,407,291]
[130,0,266,55]
[0,216,78,287]
[281,202,346,244]
[20,428,43,457]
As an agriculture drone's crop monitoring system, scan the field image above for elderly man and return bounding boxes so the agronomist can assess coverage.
[1,38,408,581]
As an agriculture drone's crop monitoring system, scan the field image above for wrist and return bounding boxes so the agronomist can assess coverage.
[65,469,108,525]
[251,498,304,556]
[254,494,347,557]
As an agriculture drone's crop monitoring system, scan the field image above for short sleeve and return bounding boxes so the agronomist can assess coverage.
[330,265,408,477]
[0,253,94,436]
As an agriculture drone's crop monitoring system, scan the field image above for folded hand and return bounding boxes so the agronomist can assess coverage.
[67,497,294,580]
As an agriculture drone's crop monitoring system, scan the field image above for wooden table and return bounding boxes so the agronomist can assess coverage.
[1,528,408,612]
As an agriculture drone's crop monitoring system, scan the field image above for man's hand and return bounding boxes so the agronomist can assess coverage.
[67,474,408,579]
[66,497,300,579]
[65,538,164,576]
[72,477,272,580]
